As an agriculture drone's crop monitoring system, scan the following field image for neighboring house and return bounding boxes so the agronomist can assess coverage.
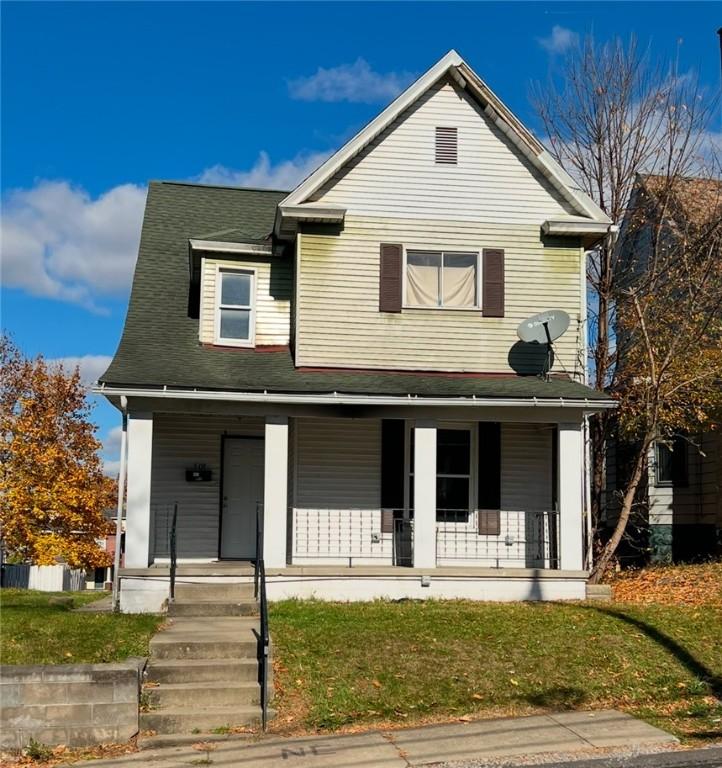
[605,175,722,564]
[98,50,615,612]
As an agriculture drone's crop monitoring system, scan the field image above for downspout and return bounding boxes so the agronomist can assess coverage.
[112,396,128,611]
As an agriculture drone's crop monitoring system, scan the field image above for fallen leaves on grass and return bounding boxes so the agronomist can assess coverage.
[0,741,137,767]
[609,562,722,607]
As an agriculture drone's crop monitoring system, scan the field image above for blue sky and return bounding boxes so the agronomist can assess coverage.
[2,1,720,471]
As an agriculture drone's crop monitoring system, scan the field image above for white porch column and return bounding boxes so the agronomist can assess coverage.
[558,421,584,571]
[263,416,289,568]
[413,420,437,568]
[125,412,153,569]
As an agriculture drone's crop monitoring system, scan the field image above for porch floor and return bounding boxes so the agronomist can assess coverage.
[122,563,588,579]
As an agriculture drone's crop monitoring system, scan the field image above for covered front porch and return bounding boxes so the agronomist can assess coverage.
[117,397,598,611]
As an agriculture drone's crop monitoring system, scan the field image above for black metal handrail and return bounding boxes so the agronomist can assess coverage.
[169,502,178,601]
[255,502,269,731]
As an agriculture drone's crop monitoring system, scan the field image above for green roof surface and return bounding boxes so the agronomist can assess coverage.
[101,181,612,403]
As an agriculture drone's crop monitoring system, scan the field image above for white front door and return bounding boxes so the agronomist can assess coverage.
[221,438,265,559]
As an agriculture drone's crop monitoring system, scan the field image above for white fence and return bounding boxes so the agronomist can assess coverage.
[2,564,86,591]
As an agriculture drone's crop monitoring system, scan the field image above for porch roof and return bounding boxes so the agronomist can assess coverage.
[100,344,611,403]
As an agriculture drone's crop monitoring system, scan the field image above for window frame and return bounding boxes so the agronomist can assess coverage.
[404,422,478,522]
[654,437,689,488]
[402,247,482,311]
[214,265,257,348]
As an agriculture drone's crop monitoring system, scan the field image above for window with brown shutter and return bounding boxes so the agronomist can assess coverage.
[478,422,501,535]
[379,243,403,313]
[482,248,505,317]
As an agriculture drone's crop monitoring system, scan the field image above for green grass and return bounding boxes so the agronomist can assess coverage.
[269,600,722,743]
[0,588,162,665]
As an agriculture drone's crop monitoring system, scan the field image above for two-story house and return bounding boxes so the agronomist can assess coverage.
[98,51,615,612]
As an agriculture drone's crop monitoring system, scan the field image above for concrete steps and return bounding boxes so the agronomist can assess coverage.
[168,599,258,617]
[140,705,269,734]
[146,658,259,684]
[174,582,255,600]
[141,583,271,738]
[145,681,261,708]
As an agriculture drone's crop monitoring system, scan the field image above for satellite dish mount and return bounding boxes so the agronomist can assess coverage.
[516,310,571,381]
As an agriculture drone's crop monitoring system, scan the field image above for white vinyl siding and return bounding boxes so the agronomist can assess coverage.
[200,256,291,346]
[292,417,389,565]
[297,217,584,374]
[648,432,721,526]
[310,78,576,224]
[150,413,264,560]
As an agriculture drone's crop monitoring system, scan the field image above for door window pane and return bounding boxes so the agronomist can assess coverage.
[221,271,251,306]
[220,308,250,340]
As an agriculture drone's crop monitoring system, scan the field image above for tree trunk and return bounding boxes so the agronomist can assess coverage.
[589,438,650,583]
[589,412,607,545]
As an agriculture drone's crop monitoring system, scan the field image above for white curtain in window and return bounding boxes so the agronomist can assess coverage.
[443,253,476,307]
[407,252,441,306]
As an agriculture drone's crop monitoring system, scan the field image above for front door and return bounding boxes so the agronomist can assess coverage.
[220,438,264,559]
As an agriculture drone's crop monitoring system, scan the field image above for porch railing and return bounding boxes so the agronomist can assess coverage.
[436,509,560,568]
[254,502,270,732]
[292,508,413,566]
[169,502,178,601]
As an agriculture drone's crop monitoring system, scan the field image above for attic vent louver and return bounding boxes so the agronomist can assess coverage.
[435,126,458,164]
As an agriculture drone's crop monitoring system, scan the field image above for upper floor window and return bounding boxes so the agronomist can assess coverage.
[406,250,478,308]
[435,126,458,164]
[215,267,255,347]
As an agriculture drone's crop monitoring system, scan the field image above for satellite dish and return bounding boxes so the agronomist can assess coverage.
[517,310,570,344]
[516,310,570,380]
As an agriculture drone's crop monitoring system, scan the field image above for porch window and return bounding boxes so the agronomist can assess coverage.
[406,251,478,308]
[410,427,473,521]
[215,267,255,346]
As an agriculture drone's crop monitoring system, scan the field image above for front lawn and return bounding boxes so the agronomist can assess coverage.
[0,589,162,665]
[269,598,722,743]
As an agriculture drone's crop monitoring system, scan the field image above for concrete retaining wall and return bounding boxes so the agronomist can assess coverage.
[0,658,144,750]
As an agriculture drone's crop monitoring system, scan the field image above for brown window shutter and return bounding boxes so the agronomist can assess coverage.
[478,422,501,535]
[478,510,501,536]
[381,419,405,532]
[379,243,403,313]
[482,248,505,317]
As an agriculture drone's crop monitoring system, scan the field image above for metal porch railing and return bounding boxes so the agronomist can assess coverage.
[436,509,560,568]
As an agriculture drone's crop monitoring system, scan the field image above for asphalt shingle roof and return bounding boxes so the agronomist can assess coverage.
[101,181,611,403]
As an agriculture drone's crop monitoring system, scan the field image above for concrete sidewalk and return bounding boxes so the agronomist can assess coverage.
[62,710,678,768]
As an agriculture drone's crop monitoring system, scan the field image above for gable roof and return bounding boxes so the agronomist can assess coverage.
[639,173,722,228]
[277,50,611,234]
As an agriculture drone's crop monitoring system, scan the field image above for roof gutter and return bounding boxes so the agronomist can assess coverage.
[93,383,616,411]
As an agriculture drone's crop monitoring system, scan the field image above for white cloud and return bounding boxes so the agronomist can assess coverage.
[537,26,579,55]
[47,354,113,387]
[288,58,416,104]
[197,150,332,191]
[100,426,123,478]
[1,181,146,312]
[2,150,335,312]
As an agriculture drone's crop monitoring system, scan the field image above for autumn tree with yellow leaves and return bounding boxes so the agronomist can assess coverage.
[0,336,116,569]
